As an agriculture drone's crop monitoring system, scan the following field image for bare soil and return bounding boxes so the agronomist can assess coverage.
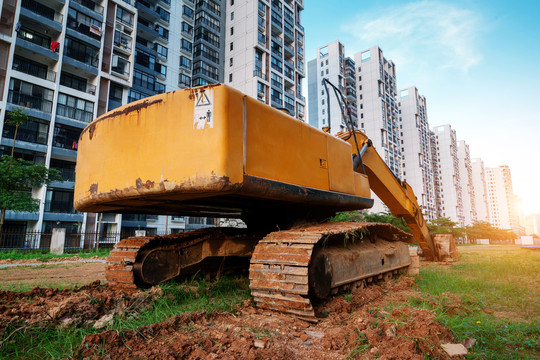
[76,277,456,359]
[0,259,461,359]
[0,262,106,291]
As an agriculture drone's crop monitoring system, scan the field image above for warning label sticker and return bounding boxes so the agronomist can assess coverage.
[193,89,214,129]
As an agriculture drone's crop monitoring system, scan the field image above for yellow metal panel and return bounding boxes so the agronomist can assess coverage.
[74,85,244,211]
[353,173,371,198]
[326,135,355,194]
[244,97,330,190]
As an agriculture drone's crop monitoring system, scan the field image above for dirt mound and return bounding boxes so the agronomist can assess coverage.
[0,280,161,337]
[78,276,458,359]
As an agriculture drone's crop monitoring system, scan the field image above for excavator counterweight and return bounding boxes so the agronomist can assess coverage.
[75,84,451,321]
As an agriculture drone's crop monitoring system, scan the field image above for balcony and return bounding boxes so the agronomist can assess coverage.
[258,1,265,15]
[137,21,160,41]
[15,30,59,63]
[71,0,104,15]
[283,23,294,42]
[12,57,56,82]
[20,0,63,31]
[296,22,304,33]
[2,121,48,146]
[56,104,94,123]
[253,68,267,81]
[136,0,160,21]
[271,95,282,107]
[114,31,133,54]
[8,90,52,113]
[284,101,295,115]
[51,167,76,182]
[271,12,282,35]
[63,41,99,74]
[257,33,266,46]
[297,93,305,102]
[66,19,103,45]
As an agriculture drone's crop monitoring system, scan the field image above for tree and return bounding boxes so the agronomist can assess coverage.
[427,217,466,239]
[5,109,29,157]
[465,221,517,242]
[0,110,62,234]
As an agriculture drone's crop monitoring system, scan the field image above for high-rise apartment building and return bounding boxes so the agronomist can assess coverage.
[431,124,464,225]
[225,0,306,120]
[524,214,540,236]
[485,165,520,231]
[457,140,476,225]
[307,40,357,133]
[429,130,442,218]
[0,0,308,242]
[0,0,223,240]
[471,158,489,222]
[354,46,401,179]
[192,0,226,86]
[398,87,435,220]
[0,0,139,237]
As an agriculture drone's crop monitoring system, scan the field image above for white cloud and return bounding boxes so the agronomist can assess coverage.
[342,1,483,72]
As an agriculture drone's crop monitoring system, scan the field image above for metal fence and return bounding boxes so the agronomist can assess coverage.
[0,230,177,251]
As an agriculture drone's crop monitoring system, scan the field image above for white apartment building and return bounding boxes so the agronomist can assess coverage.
[431,125,464,225]
[0,0,140,239]
[471,158,490,222]
[457,140,476,225]
[225,0,306,120]
[398,86,436,220]
[354,46,401,179]
[524,214,540,236]
[0,0,218,246]
[485,165,520,231]
[307,40,357,133]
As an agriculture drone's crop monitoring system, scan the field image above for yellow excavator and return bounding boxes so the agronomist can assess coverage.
[74,84,455,322]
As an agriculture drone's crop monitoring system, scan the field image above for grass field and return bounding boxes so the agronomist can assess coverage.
[0,249,111,261]
[414,246,539,359]
[0,246,538,359]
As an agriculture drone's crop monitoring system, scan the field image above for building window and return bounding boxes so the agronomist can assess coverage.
[109,83,123,102]
[229,73,233,82]
[231,11,234,20]
[183,5,194,19]
[56,93,94,123]
[116,7,133,26]
[230,27,234,35]
[230,42,233,51]
[181,39,192,52]
[229,58,233,66]
[180,55,191,70]
[181,21,193,36]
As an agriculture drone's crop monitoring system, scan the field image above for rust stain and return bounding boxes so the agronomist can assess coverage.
[80,98,164,138]
[136,178,155,190]
[89,183,98,195]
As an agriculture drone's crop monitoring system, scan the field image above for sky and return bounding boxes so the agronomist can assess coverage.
[302,0,540,216]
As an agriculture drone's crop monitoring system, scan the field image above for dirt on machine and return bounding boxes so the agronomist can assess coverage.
[74,84,457,321]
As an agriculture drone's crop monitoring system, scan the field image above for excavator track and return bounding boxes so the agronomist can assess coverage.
[249,222,413,322]
[106,228,260,291]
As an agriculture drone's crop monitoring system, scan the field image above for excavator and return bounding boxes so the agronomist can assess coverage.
[74,84,456,322]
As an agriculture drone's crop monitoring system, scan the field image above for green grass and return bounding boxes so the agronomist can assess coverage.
[413,247,540,359]
[0,275,250,359]
[0,248,111,261]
